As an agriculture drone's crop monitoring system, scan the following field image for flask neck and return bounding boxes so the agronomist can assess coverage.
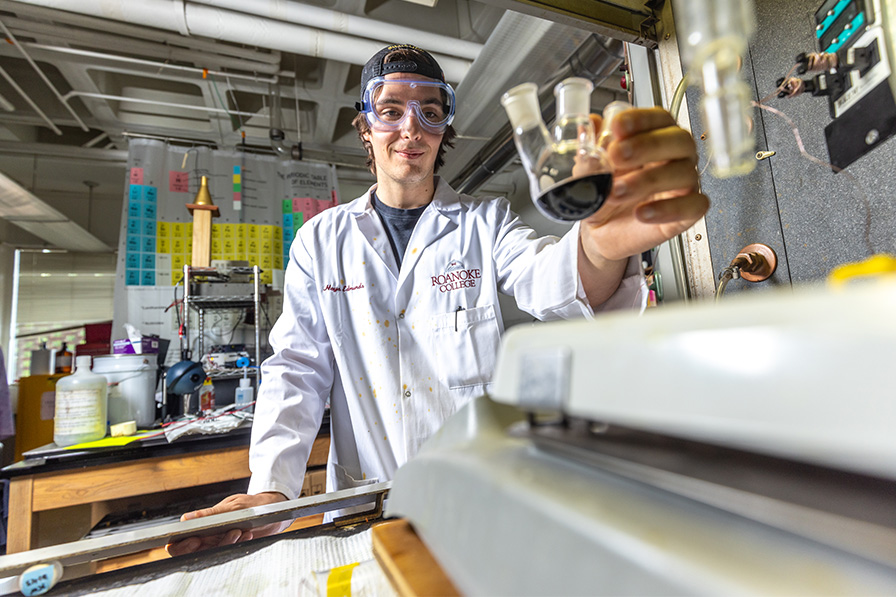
[512,124,553,172]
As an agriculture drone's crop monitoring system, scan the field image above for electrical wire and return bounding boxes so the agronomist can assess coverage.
[751,101,875,257]
[140,401,257,440]
[758,62,801,104]
[670,72,690,123]
[208,73,242,133]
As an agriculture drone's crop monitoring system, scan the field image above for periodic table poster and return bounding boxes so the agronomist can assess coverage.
[112,139,340,347]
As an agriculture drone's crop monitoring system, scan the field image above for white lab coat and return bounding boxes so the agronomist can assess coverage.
[248,178,646,499]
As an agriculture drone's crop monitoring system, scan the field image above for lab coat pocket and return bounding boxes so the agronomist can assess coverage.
[431,304,501,389]
[333,462,378,490]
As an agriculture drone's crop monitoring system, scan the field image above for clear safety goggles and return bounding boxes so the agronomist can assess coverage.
[357,77,455,134]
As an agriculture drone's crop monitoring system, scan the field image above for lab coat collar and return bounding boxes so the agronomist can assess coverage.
[348,177,463,216]
[348,177,461,284]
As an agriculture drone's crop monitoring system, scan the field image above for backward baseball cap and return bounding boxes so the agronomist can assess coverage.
[357,44,446,107]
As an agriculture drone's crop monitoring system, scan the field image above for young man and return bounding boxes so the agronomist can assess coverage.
[168,44,707,555]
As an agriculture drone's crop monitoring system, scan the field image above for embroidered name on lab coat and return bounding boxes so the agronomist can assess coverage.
[323,283,365,292]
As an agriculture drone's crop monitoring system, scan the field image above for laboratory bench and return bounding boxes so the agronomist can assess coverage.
[0,424,330,570]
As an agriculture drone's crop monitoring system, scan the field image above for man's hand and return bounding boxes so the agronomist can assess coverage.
[577,107,709,305]
[165,491,288,557]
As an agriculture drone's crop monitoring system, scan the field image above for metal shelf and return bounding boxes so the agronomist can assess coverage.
[181,264,265,386]
[206,369,259,381]
[187,295,256,310]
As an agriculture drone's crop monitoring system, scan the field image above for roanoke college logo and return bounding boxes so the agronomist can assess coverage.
[431,260,480,293]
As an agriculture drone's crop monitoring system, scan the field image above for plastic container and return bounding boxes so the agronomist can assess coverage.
[93,354,158,428]
[30,343,51,375]
[54,355,108,446]
[235,376,254,413]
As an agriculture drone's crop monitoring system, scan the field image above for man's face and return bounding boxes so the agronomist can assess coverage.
[361,73,445,187]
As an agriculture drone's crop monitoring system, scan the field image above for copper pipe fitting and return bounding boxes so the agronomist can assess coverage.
[733,243,778,282]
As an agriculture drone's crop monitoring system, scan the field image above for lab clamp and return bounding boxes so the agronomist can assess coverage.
[501,77,631,223]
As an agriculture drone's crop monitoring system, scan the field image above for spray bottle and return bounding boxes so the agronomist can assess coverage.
[234,357,254,413]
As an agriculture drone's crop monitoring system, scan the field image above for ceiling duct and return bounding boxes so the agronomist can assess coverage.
[445,12,624,193]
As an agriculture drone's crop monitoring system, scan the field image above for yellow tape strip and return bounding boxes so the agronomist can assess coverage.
[326,562,360,597]
[828,254,896,286]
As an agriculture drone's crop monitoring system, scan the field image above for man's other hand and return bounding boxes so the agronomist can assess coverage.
[165,491,288,557]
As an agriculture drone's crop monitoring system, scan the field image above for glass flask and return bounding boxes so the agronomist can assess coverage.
[501,77,630,222]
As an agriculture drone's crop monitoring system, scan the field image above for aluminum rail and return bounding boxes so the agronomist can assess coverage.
[0,481,391,579]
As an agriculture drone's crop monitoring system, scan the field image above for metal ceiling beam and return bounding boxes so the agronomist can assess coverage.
[481,0,662,47]
[0,171,111,252]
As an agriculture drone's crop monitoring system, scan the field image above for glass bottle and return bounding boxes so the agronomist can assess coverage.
[54,342,72,374]
[501,78,631,222]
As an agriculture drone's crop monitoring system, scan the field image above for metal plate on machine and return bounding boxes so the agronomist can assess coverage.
[517,347,570,411]
[826,79,896,168]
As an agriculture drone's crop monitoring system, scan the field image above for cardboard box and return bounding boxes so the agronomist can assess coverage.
[112,336,159,354]
[299,468,327,497]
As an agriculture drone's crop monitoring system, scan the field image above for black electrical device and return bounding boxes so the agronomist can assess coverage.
[814,0,896,169]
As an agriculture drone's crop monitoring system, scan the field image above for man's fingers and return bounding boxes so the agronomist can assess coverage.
[636,192,710,226]
[609,159,699,204]
[181,507,217,521]
[165,537,201,557]
[607,126,697,171]
[218,528,244,546]
[610,107,676,140]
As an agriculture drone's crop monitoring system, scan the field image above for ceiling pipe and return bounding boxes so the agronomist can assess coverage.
[81,132,108,148]
[60,91,268,121]
[0,0,280,66]
[268,83,301,160]
[184,3,471,83]
[8,0,190,35]
[0,64,62,135]
[9,0,473,82]
[0,91,14,112]
[189,0,484,61]
[1,16,281,76]
[23,43,279,85]
[0,18,90,131]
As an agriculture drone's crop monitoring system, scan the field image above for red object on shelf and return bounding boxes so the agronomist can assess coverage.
[84,321,112,344]
[75,342,111,357]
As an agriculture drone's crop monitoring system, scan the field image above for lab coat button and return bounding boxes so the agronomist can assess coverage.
[404,390,411,398]
[398,313,405,319]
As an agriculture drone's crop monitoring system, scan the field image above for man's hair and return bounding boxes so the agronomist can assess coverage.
[352,46,456,175]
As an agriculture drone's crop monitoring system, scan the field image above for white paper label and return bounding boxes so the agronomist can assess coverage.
[54,389,104,436]
[40,391,55,421]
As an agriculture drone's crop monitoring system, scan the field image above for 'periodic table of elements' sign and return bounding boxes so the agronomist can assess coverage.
[114,138,340,289]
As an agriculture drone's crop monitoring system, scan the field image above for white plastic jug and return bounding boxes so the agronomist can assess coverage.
[93,354,158,428]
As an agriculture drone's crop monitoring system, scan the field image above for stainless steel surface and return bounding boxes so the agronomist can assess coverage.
[0,482,391,579]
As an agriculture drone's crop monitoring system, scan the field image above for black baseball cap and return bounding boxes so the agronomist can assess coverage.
[356,44,446,111]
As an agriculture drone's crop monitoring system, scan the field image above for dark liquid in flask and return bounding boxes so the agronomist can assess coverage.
[536,173,613,222]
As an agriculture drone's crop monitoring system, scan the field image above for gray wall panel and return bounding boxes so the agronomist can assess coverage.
[685,0,896,294]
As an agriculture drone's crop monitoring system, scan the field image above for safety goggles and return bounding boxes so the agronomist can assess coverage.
[357,77,455,134]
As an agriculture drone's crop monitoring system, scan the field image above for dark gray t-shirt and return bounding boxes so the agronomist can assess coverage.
[372,192,427,267]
